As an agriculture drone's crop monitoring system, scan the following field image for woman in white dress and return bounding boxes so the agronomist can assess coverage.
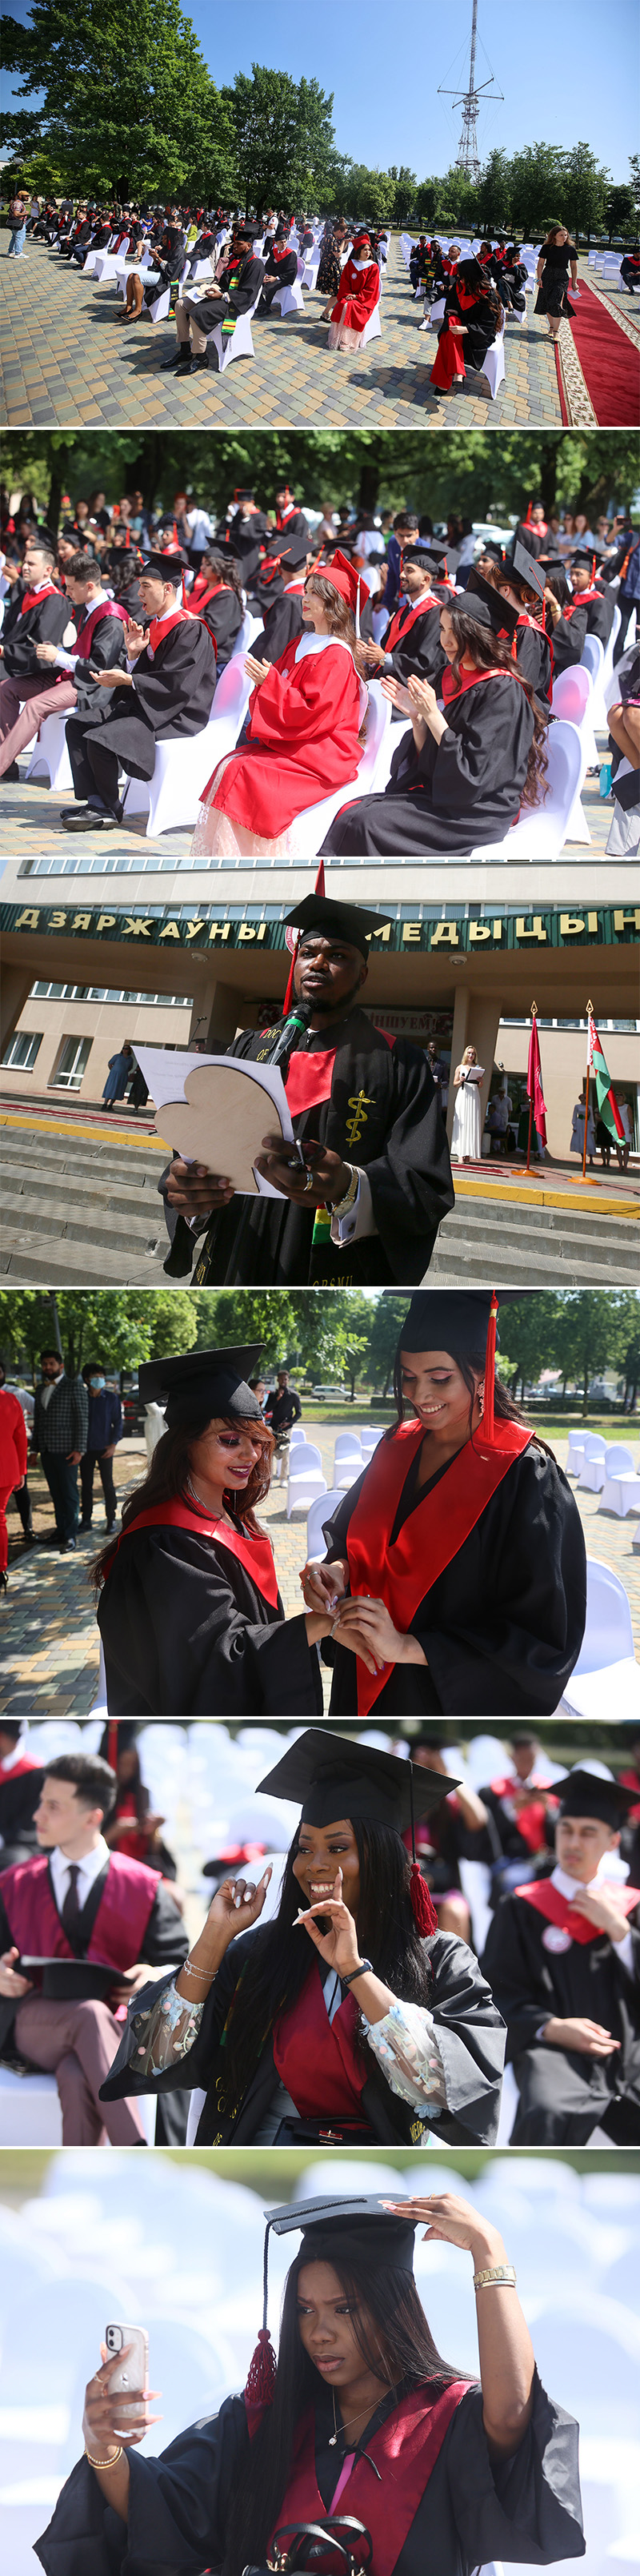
[570,1089,596,1166]
[450,1045,484,1162]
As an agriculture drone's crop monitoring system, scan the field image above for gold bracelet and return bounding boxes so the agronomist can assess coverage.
[473,2262,517,2290]
[85,2444,124,2469]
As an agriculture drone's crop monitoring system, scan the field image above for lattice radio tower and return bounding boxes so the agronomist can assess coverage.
[438,1,503,183]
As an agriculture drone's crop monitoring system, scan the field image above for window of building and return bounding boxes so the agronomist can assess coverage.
[2,1029,42,1072]
[50,1037,93,1091]
[30,982,193,1007]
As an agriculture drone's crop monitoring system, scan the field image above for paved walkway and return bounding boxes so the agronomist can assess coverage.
[0,755,612,865]
[1,1427,638,1713]
[2,232,570,429]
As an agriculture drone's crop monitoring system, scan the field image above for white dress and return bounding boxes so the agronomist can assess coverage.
[451,1070,482,1162]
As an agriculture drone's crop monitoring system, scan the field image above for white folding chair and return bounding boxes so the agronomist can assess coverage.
[578,1434,608,1491]
[333,1432,363,1489]
[558,1556,640,1716]
[361,300,382,347]
[306,1487,343,1560]
[471,720,587,863]
[566,1435,587,1477]
[270,276,305,319]
[598,1446,640,1519]
[206,294,262,373]
[480,311,506,400]
[282,680,390,856]
[286,1443,326,1519]
[25,712,73,791]
[121,719,218,835]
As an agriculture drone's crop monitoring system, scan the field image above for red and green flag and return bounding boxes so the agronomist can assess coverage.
[588,1014,625,1142]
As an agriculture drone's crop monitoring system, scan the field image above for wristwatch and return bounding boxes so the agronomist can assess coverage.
[331,1165,358,1218]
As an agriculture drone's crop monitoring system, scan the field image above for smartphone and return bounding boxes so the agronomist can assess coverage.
[105,2321,149,2415]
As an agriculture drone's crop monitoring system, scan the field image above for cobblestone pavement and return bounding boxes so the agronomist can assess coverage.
[1,1427,638,1714]
[0,752,613,865]
[1,232,568,430]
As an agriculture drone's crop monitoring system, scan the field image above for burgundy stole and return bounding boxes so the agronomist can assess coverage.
[273,1965,365,2117]
[490,1776,557,1855]
[2,1852,158,1970]
[344,1418,532,1715]
[103,1496,280,1611]
[258,2383,472,2576]
[515,1876,640,1946]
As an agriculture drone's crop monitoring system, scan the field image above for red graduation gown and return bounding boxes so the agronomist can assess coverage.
[332,254,381,331]
[207,636,363,833]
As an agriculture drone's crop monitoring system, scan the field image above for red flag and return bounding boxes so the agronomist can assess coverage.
[526,1015,547,1149]
[282,862,326,1015]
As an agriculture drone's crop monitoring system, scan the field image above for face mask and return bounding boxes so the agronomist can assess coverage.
[90,1375,106,1392]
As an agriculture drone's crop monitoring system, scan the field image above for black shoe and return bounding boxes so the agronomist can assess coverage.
[106,1520,117,1533]
[162,347,191,370]
[20,1524,34,1543]
[78,1520,93,1532]
[187,352,209,371]
[0,1568,7,1591]
[59,1537,77,1553]
[2,760,20,782]
[62,804,122,831]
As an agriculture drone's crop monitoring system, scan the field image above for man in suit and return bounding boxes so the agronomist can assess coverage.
[30,1350,89,1553]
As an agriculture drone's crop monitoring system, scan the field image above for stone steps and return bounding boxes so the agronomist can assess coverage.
[0,1118,171,1284]
[430,1198,638,1285]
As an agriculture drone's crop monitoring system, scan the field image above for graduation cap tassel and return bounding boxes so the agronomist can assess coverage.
[408,1768,438,1936]
[482,1292,499,1445]
[245,2220,278,2406]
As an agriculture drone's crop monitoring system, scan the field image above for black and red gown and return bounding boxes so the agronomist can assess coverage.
[35,2368,585,2574]
[514,610,553,705]
[550,585,614,679]
[321,664,537,856]
[430,275,498,390]
[100,1916,505,2145]
[0,1749,44,1867]
[382,592,446,692]
[97,1492,322,1717]
[482,1872,640,2142]
[0,1848,186,2068]
[322,1417,586,1718]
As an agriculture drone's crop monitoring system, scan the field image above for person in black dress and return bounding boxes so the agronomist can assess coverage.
[534,225,578,337]
[320,579,548,857]
[482,1767,640,2142]
[36,2189,586,2576]
[98,1731,506,2145]
[92,1345,326,1716]
[302,1290,586,1718]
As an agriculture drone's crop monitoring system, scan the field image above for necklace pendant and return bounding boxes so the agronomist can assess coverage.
[329,2432,338,2446]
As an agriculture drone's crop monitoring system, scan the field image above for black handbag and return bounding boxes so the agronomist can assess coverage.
[244,2516,373,2576]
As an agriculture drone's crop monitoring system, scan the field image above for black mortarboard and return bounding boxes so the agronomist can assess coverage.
[258,1724,458,1832]
[138,1343,263,1429]
[570,548,598,574]
[284,895,393,957]
[539,552,566,577]
[246,2194,418,2403]
[478,541,504,564]
[234,488,255,502]
[510,541,546,606]
[554,1767,638,1827]
[398,1290,521,1444]
[19,1957,121,2001]
[141,552,186,584]
[464,568,519,638]
[402,545,442,575]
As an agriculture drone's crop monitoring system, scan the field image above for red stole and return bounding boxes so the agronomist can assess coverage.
[259,1027,394,1121]
[490,1776,556,1854]
[146,606,192,655]
[74,599,129,660]
[255,2383,471,2576]
[0,1753,38,1781]
[515,1876,640,1946]
[386,594,439,653]
[104,1495,280,1610]
[345,1418,532,1715]
[274,1964,365,2117]
[563,588,601,620]
[1,1851,158,1970]
[441,663,513,704]
[18,584,59,617]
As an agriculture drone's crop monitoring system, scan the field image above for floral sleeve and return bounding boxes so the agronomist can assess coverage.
[360,1998,448,2111]
[128,1979,206,2073]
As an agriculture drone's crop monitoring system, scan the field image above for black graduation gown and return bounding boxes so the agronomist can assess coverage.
[162,1009,454,1287]
[382,600,446,692]
[196,586,242,668]
[66,620,216,785]
[252,587,305,663]
[264,509,310,572]
[515,618,553,707]
[217,506,270,586]
[323,1442,587,1719]
[441,278,498,367]
[0,1859,186,2065]
[2,584,69,677]
[97,1519,322,1717]
[482,1890,640,2142]
[35,2370,585,2575]
[71,607,130,715]
[321,672,535,856]
[100,1921,506,2145]
[0,1761,44,1868]
[550,586,613,680]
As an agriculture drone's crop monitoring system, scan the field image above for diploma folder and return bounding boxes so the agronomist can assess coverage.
[132,1047,295,1197]
[19,1957,121,1999]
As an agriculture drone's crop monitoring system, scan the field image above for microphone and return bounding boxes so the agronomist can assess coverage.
[263,997,314,1069]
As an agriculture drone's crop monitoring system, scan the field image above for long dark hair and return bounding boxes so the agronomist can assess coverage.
[89,1411,274,1591]
[200,548,244,599]
[441,604,548,809]
[215,1816,436,2114]
[224,2248,467,2576]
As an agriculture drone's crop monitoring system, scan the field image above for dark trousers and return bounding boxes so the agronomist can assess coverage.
[13,1479,33,1534]
[66,714,123,813]
[510,2045,638,2144]
[40,1449,79,1543]
[614,598,638,663]
[81,1449,116,1526]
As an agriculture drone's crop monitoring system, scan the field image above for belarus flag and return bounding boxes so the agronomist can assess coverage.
[588,1015,625,1142]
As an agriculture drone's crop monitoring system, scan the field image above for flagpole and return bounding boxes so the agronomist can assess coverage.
[526,1002,536,1174]
[582,1000,593,1182]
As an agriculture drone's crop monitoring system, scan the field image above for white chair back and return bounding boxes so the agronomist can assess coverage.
[603,1445,634,1475]
[571,1557,634,1673]
[552,665,592,727]
[306,1488,343,1559]
[581,632,604,689]
[334,1432,363,1461]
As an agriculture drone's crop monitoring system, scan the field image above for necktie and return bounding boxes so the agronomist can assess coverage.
[61,1862,82,1944]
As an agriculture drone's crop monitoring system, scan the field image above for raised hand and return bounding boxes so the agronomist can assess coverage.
[294,1864,362,1977]
[82,2343,162,2456]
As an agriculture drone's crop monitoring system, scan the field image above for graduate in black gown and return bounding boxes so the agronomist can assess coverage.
[357,547,447,697]
[548,549,614,679]
[188,549,244,665]
[162,895,454,1287]
[99,1731,506,2144]
[493,541,554,708]
[430,254,502,391]
[36,2188,585,2576]
[94,1346,326,1717]
[320,584,548,857]
[482,1766,640,2143]
[61,552,216,830]
[302,1292,586,1719]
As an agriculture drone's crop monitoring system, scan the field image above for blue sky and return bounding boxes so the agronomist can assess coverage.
[2,0,638,178]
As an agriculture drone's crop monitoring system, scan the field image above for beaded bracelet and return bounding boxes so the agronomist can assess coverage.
[473,2262,517,2290]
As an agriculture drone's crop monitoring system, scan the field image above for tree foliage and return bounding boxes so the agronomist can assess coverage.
[0,1289,198,1375]
[1,0,235,202]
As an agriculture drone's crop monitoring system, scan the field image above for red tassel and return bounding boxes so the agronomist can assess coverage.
[410,1862,438,1936]
[482,1292,499,1446]
[245,2328,277,2405]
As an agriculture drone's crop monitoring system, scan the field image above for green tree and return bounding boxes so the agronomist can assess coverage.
[389,164,418,227]
[507,141,566,237]
[328,1291,374,1402]
[414,178,439,228]
[562,142,608,247]
[0,1288,198,1377]
[222,65,335,213]
[478,147,512,234]
[605,183,636,244]
[339,163,397,227]
[1,0,235,202]
[495,1295,565,1402]
[367,1294,409,1397]
[550,1294,626,1418]
[195,1290,357,1381]
[604,1294,640,1413]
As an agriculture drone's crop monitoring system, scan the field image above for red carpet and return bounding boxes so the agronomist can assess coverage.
[555,281,640,425]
